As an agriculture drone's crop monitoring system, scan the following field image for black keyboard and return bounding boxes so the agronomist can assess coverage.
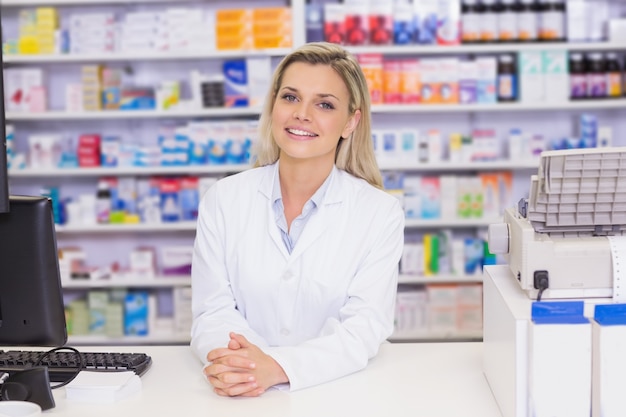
[0,350,152,382]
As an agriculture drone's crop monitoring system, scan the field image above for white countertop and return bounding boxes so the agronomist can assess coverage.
[36,342,502,417]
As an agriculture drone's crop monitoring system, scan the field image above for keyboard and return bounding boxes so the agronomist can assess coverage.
[0,350,152,382]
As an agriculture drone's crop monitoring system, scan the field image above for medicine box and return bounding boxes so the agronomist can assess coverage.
[124,292,149,336]
[223,59,249,107]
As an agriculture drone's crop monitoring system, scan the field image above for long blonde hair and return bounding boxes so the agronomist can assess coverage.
[253,42,383,189]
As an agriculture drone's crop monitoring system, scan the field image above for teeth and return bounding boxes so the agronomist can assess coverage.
[288,128,316,137]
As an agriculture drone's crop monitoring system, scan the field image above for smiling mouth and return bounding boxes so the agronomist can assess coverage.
[286,128,318,138]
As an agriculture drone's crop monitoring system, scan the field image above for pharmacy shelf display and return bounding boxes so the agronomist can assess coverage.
[4,0,626,344]
[6,98,626,121]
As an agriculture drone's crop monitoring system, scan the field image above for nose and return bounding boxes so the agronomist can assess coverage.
[293,103,311,121]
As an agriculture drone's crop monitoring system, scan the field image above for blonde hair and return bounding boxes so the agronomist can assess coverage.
[253,42,383,189]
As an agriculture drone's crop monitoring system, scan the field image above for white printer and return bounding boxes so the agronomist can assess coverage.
[488,147,626,300]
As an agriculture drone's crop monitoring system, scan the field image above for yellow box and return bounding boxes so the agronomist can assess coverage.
[19,24,38,37]
[36,7,58,19]
[18,36,39,54]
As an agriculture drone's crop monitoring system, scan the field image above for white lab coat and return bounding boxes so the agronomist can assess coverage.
[190,162,405,391]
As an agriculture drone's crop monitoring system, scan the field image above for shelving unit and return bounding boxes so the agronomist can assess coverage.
[9,164,250,177]
[3,0,626,345]
[62,276,191,289]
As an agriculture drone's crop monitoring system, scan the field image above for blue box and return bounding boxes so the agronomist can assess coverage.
[124,292,148,336]
[223,60,249,107]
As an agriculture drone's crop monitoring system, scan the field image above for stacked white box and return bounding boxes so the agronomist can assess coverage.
[119,11,162,52]
[527,301,592,417]
[173,286,193,334]
[591,304,626,417]
[483,265,607,417]
[69,13,116,54]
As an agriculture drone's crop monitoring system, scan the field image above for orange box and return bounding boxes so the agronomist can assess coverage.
[216,9,253,25]
[216,23,252,39]
[253,22,292,37]
[253,35,292,49]
[383,59,402,104]
[253,7,291,22]
[216,35,253,50]
[358,53,383,104]
[400,59,420,103]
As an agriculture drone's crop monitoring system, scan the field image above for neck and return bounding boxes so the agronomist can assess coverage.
[278,157,333,210]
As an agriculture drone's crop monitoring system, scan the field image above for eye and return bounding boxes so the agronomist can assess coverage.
[281,93,297,102]
[318,102,334,110]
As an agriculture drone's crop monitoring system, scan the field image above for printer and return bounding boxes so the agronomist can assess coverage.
[488,147,626,300]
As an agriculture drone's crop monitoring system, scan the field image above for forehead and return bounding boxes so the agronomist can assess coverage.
[280,62,349,98]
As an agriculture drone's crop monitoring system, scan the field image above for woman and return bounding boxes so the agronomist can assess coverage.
[190,42,405,397]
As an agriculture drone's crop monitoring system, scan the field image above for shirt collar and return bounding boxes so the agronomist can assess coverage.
[272,164,336,209]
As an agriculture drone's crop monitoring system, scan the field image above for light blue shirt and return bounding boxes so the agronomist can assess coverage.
[272,167,334,253]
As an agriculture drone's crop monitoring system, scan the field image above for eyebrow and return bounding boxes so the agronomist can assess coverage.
[280,86,340,101]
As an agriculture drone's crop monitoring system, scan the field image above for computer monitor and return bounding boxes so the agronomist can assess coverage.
[0,12,9,213]
[0,195,68,346]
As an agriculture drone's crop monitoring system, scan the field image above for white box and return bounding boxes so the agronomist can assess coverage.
[402,175,422,219]
[483,265,607,417]
[398,129,420,163]
[246,57,271,107]
[591,305,626,417]
[527,302,591,417]
[608,19,626,42]
[542,50,568,102]
[566,0,589,41]
[519,51,544,103]
[401,242,424,275]
[439,174,457,220]
[160,246,193,275]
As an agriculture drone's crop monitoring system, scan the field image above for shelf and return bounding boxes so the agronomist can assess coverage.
[9,164,250,177]
[404,217,501,228]
[55,219,500,232]
[379,160,539,171]
[371,98,626,114]
[346,41,626,56]
[3,49,293,64]
[67,333,191,346]
[9,161,533,178]
[55,222,197,233]
[0,0,177,5]
[5,107,262,121]
[9,99,624,121]
[62,276,191,288]
[398,274,483,285]
[389,329,482,342]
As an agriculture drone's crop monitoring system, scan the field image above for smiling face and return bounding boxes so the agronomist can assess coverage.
[271,62,361,167]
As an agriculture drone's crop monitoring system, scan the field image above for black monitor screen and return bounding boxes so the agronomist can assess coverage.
[0,11,9,213]
[0,195,67,346]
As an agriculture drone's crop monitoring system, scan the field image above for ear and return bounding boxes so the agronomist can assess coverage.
[341,109,361,139]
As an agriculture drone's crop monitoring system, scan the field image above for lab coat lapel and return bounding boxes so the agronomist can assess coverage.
[259,163,290,260]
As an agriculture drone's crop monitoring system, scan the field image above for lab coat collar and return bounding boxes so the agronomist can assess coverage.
[259,162,344,263]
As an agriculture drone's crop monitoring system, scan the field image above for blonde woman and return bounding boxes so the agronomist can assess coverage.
[191,42,404,397]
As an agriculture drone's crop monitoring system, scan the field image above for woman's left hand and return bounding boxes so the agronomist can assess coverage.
[205,332,289,397]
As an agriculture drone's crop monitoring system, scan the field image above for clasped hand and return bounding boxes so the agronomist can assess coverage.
[204,332,288,397]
